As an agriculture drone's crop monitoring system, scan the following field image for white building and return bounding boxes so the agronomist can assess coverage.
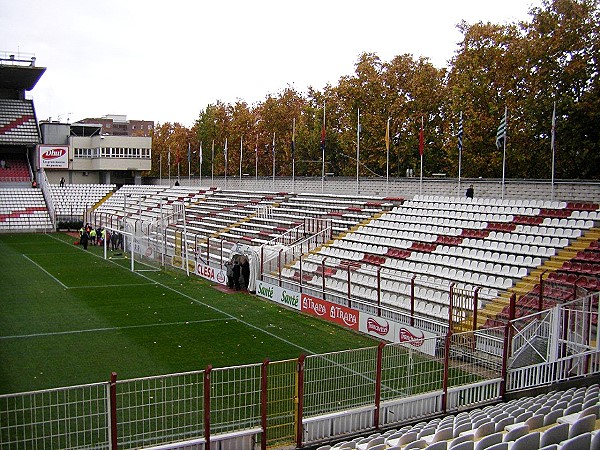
[39,121,151,185]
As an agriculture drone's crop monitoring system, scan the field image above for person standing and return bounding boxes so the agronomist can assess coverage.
[232,261,241,291]
[225,261,234,288]
[466,184,474,198]
[241,258,250,290]
[80,229,90,250]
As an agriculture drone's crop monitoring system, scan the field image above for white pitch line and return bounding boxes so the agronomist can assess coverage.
[46,233,317,354]
[0,318,231,340]
[67,282,158,289]
[22,254,68,289]
[45,234,395,393]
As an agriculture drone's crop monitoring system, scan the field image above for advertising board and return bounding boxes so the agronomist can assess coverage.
[38,145,69,169]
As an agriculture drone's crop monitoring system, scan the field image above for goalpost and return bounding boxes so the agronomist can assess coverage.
[103,221,163,272]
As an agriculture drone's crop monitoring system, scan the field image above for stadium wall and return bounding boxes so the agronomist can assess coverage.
[149,176,600,202]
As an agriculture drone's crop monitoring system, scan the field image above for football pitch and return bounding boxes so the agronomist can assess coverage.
[0,232,377,395]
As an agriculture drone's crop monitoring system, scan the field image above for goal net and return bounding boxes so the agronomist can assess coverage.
[103,220,164,272]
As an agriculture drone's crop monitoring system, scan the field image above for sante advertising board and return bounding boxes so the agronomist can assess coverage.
[38,145,69,169]
[255,280,301,311]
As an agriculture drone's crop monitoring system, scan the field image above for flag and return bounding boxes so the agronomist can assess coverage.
[419,117,424,156]
[168,149,171,166]
[320,124,326,152]
[496,108,507,149]
[199,142,203,165]
[187,142,191,163]
[272,132,276,158]
[224,138,228,160]
[385,118,390,152]
[457,112,464,153]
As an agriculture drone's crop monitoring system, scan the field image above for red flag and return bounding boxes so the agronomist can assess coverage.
[419,117,424,156]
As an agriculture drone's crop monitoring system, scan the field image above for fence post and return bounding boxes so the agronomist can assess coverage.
[449,283,455,330]
[205,237,210,265]
[509,293,516,321]
[538,270,546,312]
[109,372,118,450]
[501,321,511,397]
[410,275,416,326]
[295,354,306,448]
[347,262,352,307]
[260,246,264,281]
[377,267,381,317]
[374,342,385,429]
[278,249,283,288]
[442,332,452,413]
[298,254,303,293]
[321,257,327,299]
[204,365,213,450]
[472,287,480,332]
[261,359,269,450]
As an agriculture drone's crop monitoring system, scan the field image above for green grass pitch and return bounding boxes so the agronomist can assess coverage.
[0,233,377,395]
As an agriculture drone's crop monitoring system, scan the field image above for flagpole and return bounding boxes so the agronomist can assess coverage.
[255,134,258,182]
[199,142,203,187]
[419,116,424,196]
[550,100,556,201]
[386,117,390,196]
[224,137,228,190]
[188,142,191,183]
[272,132,276,191]
[168,148,171,186]
[419,154,423,196]
[292,118,296,193]
[239,135,243,190]
[159,153,162,185]
[321,100,325,193]
[501,106,507,200]
[211,140,214,186]
[356,108,360,195]
[457,111,463,196]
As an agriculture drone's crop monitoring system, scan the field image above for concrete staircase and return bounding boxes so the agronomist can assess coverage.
[459,227,600,331]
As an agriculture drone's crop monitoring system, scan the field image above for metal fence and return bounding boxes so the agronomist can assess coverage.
[1,299,599,449]
[0,382,109,450]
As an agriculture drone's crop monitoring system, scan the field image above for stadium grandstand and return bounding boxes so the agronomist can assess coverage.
[2,53,600,450]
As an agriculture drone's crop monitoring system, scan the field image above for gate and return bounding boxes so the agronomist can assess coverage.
[263,359,297,449]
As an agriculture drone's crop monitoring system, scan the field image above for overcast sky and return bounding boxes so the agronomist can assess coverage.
[1,0,539,127]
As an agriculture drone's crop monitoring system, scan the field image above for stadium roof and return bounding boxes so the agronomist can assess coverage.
[0,63,46,91]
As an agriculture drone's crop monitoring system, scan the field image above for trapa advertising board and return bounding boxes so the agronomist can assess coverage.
[38,145,69,169]
[255,280,301,311]
[301,294,359,330]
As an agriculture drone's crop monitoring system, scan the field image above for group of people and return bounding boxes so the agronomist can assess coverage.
[79,224,104,250]
[78,224,123,251]
[225,255,251,291]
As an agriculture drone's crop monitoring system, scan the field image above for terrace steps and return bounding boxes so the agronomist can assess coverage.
[459,227,600,330]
